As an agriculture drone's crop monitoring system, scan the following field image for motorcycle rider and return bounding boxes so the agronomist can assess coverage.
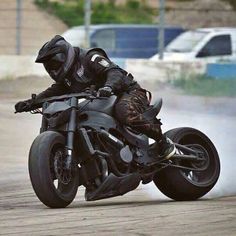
[15,35,175,159]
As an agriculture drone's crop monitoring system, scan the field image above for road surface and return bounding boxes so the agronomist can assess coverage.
[0,81,235,235]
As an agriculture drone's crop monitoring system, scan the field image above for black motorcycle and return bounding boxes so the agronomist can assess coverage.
[16,91,220,208]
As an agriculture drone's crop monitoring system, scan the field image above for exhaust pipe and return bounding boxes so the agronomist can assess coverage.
[99,129,124,149]
[99,129,133,164]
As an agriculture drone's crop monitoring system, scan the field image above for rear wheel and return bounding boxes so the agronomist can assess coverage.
[153,127,220,200]
[29,131,79,208]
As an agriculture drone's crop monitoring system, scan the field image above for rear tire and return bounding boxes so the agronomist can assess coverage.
[29,131,79,208]
[153,127,220,200]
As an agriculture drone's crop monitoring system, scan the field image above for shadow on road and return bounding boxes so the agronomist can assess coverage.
[71,199,172,208]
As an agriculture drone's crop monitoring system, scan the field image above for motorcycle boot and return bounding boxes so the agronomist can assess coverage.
[147,126,176,160]
[158,135,176,159]
[148,135,176,160]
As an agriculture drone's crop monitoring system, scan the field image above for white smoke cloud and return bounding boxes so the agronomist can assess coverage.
[141,106,236,199]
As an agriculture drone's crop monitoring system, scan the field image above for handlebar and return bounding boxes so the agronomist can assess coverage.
[34,92,94,105]
[15,91,114,113]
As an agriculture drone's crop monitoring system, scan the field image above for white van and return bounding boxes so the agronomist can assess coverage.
[150,28,236,63]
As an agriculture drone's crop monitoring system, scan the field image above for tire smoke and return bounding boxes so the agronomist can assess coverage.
[142,106,236,199]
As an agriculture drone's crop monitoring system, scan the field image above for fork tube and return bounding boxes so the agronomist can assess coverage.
[66,97,78,169]
[40,102,48,133]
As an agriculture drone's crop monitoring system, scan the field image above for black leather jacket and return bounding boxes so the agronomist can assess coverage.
[36,47,139,100]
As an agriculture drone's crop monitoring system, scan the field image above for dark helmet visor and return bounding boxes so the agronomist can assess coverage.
[44,53,65,71]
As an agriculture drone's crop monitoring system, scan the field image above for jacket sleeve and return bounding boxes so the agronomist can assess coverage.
[36,82,69,100]
[86,51,127,93]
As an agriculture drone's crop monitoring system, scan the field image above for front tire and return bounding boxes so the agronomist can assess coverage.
[153,127,220,200]
[29,131,79,208]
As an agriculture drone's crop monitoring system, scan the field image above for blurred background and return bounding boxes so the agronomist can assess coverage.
[0,0,236,200]
[0,0,236,53]
[1,0,236,92]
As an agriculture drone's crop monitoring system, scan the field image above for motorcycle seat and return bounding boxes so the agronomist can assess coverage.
[143,98,163,119]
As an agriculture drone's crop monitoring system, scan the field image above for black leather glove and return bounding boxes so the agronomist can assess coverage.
[15,99,33,113]
[98,86,113,97]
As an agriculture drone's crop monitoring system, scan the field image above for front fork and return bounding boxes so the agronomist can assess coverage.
[66,97,78,170]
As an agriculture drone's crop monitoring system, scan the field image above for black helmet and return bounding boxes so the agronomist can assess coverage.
[35,35,76,83]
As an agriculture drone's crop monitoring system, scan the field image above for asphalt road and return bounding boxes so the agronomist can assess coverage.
[0,89,235,235]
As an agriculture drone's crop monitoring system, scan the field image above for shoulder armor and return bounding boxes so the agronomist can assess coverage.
[86,48,109,59]
[77,47,109,63]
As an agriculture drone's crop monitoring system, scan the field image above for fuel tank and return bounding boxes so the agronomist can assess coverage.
[78,95,117,116]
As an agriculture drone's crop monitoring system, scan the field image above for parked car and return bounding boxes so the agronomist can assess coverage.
[150,27,236,62]
[62,24,184,58]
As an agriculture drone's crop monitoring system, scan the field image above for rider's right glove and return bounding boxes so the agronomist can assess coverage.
[15,99,33,113]
[98,86,113,97]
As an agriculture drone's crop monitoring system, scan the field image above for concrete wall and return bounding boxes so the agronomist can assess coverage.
[0,55,47,79]
[0,0,67,55]
[125,59,207,82]
[1,55,235,81]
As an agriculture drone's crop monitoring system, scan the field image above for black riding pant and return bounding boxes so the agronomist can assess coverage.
[115,89,162,140]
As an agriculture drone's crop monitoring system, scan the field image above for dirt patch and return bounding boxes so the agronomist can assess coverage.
[96,0,236,28]
[0,76,51,100]
[0,0,67,55]
[163,0,236,28]
[0,75,235,235]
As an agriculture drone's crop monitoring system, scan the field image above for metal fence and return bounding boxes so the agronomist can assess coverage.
[1,0,236,56]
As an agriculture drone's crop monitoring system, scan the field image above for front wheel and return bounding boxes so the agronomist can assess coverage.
[153,127,220,200]
[29,131,79,208]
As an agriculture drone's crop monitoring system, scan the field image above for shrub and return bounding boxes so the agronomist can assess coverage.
[34,0,155,26]
[173,75,236,97]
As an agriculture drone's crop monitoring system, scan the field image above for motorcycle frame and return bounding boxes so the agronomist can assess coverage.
[36,94,206,186]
